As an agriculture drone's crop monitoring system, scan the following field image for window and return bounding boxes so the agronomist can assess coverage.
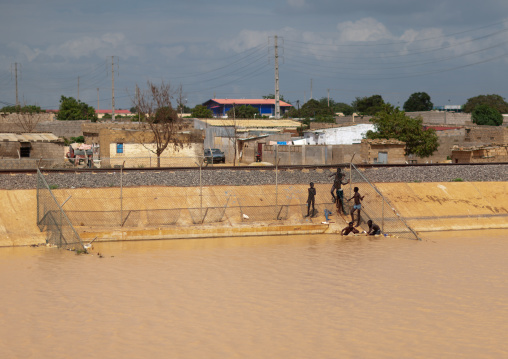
[20,143,31,157]
[116,143,124,154]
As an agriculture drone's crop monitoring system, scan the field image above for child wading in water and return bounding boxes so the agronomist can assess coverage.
[348,186,365,227]
[305,182,316,217]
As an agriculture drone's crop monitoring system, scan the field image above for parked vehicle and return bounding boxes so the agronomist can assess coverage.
[204,148,225,164]
[66,144,93,166]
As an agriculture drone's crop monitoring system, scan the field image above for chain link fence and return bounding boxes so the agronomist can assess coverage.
[35,159,421,241]
[36,169,85,250]
[346,163,421,240]
[43,166,341,229]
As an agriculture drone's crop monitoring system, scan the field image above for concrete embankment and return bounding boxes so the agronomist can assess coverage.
[1,181,507,247]
[375,182,508,232]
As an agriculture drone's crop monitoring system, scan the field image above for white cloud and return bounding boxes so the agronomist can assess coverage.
[45,33,140,59]
[159,45,186,59]
[337,18,393,42]
[220,29,271,52]
[8,43,41,62]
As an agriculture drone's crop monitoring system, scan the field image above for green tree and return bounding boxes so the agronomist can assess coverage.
[463,94,508,113]
[403,92,433,111]
[226,105,259,118]
[352,95,385,115]
[57,96,97,122]
[471,104,503,126]
[366,104,439,158]
[334,102,354,116]
[191,105,213,118]
[1,105,43,113]
[263,94,287,103]
[299,99,335,118]
[315,97,354,116]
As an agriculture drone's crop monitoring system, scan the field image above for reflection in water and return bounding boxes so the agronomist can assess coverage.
[1,230,508,358]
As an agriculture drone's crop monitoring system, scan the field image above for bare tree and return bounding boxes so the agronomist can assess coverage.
[11,104,45,132]
[175,83,186,118]
[135,80,187,167]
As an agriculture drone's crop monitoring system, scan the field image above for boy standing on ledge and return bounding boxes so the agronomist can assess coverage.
[348,187,365,227]
[305,182,316,217]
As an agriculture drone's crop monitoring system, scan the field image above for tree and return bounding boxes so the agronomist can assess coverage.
[1,104,43,113]
[4,104,45,132]
[352,95,385,115]
[135,80,188,167]
[299,99,335,118]
[366,104,439,158]
[191,105,213,118]
[334,102,354,116]
[226,105,259,118]
[471,104,503,126]
[463,94,508,113]
[403,92,433,112]
[263,94,287,103]
[57,96,97,122]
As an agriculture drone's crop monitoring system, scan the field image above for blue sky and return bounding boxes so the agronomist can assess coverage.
[1,0,508,111]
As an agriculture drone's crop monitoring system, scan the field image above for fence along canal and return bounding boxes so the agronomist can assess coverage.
[35,163,420,241]
[36,169,85,251]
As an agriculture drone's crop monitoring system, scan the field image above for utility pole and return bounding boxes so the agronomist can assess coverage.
[97,88,99,112]
[111,56,115,121]
[327,89,330,107]
[310,79,313,100]
[77,76,80,101]
[14,62,19,106]
[274,35,280,119]
[136,85,140,123]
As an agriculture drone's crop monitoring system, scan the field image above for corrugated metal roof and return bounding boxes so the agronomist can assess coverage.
[207,99,292,107]
[0,133,61,142]
[198,119,301,128]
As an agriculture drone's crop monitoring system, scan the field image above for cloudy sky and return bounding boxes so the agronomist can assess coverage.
[1,0,508,111]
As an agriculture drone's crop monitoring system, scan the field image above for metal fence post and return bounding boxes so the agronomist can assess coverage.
[275,144,279,207]
[199,160,203,220]
[120,161,125,226]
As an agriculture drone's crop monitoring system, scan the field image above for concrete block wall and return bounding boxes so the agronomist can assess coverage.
[261,144,361,166]
[361,144,406,164]
[465,126,508,145]
[406,111,472,126]
[105,143,203,168]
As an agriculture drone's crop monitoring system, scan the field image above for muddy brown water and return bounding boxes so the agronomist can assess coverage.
[1,230,508,358]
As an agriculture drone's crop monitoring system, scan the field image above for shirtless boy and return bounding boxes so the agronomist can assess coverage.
[367,220,381,235]
[305,182,316,217]
[348,187,365,227]
[341,222,359,236]
[329,168,349,215]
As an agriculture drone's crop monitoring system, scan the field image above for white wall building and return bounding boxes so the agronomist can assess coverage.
[304,124,375,145]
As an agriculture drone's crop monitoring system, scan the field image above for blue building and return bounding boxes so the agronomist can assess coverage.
[202,99,292,118]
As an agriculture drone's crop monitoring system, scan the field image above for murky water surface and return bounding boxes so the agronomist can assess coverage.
[1,230,508,358]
